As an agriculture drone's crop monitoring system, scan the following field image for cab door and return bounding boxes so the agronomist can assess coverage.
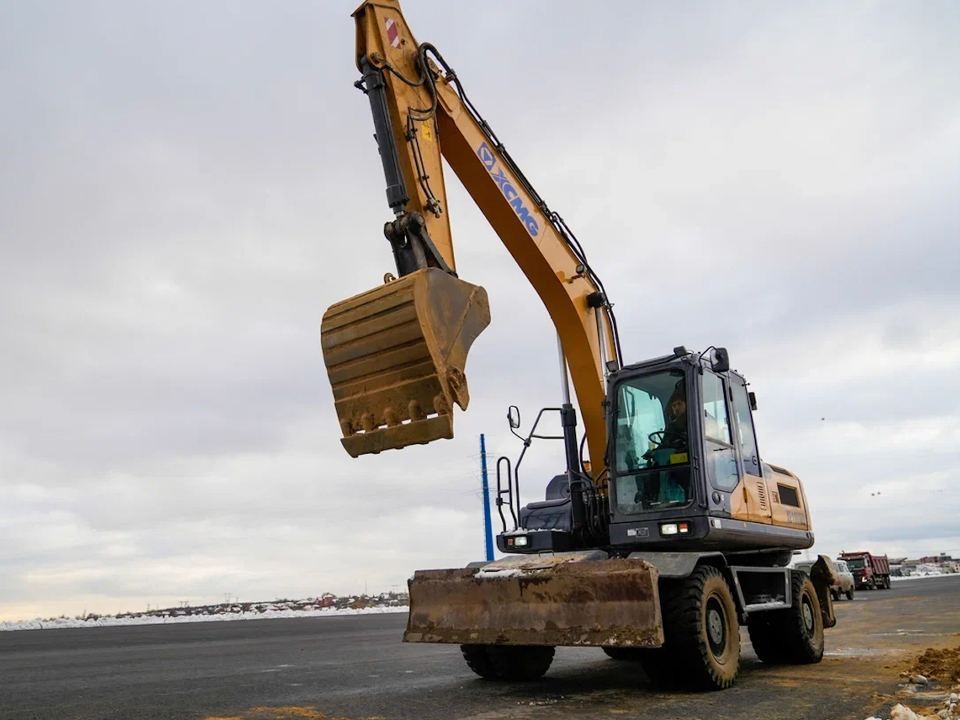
[700,370,741,495]
[725,372,773,523]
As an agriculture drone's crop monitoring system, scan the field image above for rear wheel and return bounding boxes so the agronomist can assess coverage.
[747,612,785,664]
[460,644,555,681]
[845,587,855,601]
[637,648,676,686]
[652,565,740,690]
[748,572,824,665]
[783,573,824,663]
[461,644,497,679]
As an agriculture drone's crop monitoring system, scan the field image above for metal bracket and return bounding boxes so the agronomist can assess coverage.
[384,212,455,277]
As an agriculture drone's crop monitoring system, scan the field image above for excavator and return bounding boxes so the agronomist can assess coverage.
[321,0,837,690]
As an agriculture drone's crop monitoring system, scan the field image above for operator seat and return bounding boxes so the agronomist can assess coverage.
[519,475,572,531]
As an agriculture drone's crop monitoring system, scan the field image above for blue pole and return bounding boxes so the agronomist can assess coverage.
[480,433,494,561]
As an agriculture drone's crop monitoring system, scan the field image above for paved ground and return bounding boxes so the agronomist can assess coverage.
[1,575,958,720]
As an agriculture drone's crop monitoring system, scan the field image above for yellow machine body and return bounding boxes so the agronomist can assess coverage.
[320,1,832,682]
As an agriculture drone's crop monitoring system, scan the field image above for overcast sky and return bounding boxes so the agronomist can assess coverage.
[1,1,958,621]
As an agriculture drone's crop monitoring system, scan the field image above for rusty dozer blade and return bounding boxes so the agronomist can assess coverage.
[404,553,664,648]
[321,268,490,457]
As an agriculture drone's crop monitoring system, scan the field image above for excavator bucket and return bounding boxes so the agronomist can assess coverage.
[321,268,490,457]
[404,554,664,648]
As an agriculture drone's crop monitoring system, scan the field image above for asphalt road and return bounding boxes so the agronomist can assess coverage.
[2,575,958,720]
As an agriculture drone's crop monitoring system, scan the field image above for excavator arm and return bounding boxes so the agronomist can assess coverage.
[322,0,621,471]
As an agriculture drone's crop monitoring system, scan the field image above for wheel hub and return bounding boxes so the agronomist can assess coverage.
[801,596,815,632]
[706,597,726,654]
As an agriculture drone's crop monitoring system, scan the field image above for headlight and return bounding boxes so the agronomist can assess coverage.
[514,536,529,547]
[660,523,679,536]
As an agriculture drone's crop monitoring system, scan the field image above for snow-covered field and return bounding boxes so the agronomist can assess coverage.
[0,605,408,632]
[892,573,958,582]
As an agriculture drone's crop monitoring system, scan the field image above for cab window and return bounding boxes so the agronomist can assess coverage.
[702,371,739,491]
[612,370,692,515]
[730,379,761,476]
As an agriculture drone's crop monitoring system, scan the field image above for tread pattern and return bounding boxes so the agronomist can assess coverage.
[645,565,740,690]
[460,644,555,681]
[747,571,824,665]
[461,644,497,679]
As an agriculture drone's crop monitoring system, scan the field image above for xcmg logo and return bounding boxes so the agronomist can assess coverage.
[476,142,539,237]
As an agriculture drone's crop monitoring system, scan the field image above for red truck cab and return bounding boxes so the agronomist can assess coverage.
[838,551,891,590]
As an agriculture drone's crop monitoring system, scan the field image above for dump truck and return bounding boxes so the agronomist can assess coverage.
[839,551,891,590]
[320,0,836,690]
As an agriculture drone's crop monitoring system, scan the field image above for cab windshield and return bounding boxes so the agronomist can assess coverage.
[613,370,692,515]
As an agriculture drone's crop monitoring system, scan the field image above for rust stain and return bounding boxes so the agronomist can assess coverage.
[405,558,663,647]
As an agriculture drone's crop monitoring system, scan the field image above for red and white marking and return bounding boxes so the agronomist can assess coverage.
[385,18,401,48]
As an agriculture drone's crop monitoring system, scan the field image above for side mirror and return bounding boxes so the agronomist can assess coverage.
[712,347,730,373]
[507,405,521,430]
[748,391,758,411]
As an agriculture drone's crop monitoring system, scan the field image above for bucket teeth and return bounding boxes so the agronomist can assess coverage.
[321,268,490,457]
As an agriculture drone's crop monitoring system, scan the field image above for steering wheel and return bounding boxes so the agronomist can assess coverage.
[641,430,666,462]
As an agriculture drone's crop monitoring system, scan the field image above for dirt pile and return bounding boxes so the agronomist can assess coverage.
[911,647,960,685]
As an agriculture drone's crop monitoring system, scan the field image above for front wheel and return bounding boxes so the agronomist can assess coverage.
[656,565,741,690]
[460,644,555,681]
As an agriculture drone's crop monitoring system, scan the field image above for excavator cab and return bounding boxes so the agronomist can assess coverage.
[605,347,813,553]
[497,347,813,556]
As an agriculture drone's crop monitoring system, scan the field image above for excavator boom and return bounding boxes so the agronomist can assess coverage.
[322,0,619,467]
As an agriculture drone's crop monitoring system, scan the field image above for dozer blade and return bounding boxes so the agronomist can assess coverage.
[321,268,490,457]
[404,553,664,648]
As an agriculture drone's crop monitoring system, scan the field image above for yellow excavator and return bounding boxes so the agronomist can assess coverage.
[321,0,836,690]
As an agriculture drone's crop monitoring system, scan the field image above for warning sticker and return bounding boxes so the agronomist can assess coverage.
[385,17,401,49]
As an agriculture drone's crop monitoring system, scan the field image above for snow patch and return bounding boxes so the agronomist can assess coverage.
[0,605,408,632]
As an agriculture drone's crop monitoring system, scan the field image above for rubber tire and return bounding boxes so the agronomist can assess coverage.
[782,573,824,663]
[845,588,855,601]
[602,647,645,661]
[637,648,676,687]
[460,644,555,681]
[747,612,786,664]
[461,644,497,679]
[648,565,741,691]
[749,572,824,665]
